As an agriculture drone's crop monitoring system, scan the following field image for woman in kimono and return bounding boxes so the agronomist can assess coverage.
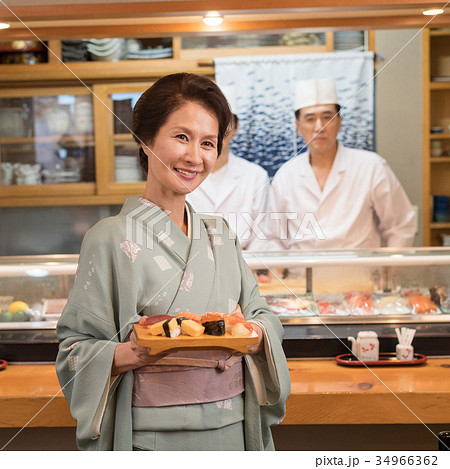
[56,73,291,451]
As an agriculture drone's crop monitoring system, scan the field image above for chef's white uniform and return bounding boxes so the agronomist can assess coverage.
[265,142,415,250]
[187,152,269,250]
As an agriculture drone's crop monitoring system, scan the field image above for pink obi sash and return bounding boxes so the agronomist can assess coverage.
[132,350,244,407]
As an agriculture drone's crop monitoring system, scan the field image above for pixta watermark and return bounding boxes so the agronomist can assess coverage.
[125,205,326,249]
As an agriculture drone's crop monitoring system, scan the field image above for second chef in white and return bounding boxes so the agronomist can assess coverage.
[187,86,270,250]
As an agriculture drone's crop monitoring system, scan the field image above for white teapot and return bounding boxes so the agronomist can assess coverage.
[348,331,379,361]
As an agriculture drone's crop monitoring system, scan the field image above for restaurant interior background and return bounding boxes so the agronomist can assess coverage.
[1,0,447,255]
[1,0,450,452]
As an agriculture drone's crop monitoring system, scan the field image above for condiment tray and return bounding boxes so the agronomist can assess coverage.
[134,324,259,355]
[335,352,427,366]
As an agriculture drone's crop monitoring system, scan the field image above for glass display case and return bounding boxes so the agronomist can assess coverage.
[92,83,148,195]
[0,255,77,362]
[1,249,450,361]
[245,248,450,357]
[0,87,95,197]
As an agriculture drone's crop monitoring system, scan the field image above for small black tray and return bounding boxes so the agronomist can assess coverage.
[335,352,427,366]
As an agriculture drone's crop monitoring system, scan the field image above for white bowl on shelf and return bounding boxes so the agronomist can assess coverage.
[88,42,125,61]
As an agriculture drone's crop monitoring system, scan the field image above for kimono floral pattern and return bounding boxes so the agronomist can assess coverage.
[207,227,224,246]
[120,239,143,263]
[179,268,194,292]
[153,255,172,271]
[157,230,175,248]
[207,245,214,262]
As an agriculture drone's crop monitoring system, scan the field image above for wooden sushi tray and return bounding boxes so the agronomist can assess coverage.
[134,323,259,355]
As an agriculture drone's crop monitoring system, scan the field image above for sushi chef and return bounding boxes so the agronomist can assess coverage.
[264,77,415,250]
[55,73,290,451]
[187,86,270,250]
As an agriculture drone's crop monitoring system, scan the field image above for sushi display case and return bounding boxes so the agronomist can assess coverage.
[244,247,450,358]
[2,248,450,361]
[0,255,77,362]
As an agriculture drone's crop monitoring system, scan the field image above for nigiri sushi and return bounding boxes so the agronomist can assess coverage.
[149,317,181,337]
[175,312,202,323]
[176,317,205,337]
[202,312,253,336]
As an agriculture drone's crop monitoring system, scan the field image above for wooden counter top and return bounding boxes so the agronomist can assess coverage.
[285,357,450,425]
[1,358,450,428]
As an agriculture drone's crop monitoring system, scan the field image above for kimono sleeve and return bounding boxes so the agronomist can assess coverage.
[55,222,125,449]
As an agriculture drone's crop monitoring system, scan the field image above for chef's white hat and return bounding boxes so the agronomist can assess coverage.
[220,85,237,114]
[294,78,338,111]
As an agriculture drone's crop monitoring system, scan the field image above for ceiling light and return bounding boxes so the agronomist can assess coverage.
[0,22,10,29]
[203,13,223,26]
[423,9,444,15]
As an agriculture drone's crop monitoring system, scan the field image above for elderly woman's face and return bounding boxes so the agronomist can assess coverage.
[142,101,219,197]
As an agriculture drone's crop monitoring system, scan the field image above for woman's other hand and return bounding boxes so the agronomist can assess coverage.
[111,317,166,375]
[231,305,264,355]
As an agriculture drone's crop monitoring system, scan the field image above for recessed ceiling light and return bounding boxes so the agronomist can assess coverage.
[0,22,10,29]
[203,13,223,26]
[423,9,444,16]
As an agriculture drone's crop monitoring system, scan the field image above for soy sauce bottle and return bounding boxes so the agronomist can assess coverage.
[438,431,450,450]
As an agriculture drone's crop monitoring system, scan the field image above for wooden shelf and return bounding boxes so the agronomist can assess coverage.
[423,28,450,246]
[0,182,96,199]
[0,193,132,207]
[431,157,450,163]
[114,133,133,142]
[431,222,450,230]
[430,81,450,90]
[430,29,450,37]
[0,135,94,144]
[0,59,215,84]
[430,133,450,139]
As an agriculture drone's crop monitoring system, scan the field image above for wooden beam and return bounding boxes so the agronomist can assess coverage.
[0,2,446,22]
[3,15,450,41]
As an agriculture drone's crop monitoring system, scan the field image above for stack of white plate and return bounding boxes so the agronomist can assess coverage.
[334,31,365,51]
[87,38,126,62]
[115,155,143,182]
[127,47,173,60]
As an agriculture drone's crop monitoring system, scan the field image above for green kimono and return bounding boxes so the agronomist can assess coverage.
[56,196,291,451]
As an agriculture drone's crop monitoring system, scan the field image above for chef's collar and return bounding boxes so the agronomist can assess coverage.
[299,141,346,176]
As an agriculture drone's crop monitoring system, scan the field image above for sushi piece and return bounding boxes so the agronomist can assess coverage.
[148,317,181,337]
[148,319,166,336]
[179,319,205,337]
[202,319,226,336]
[228,321,252,337]
[139,314,172,327]
[201,312,225,323]
[175,312,202,323]
[201,311,253,336]
[226,315,253,336]
[162,317,181,337]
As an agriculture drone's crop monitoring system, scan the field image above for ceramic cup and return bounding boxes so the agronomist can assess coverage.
[434,196,450,222]
[396,344,414,361]
[431,140,443,157]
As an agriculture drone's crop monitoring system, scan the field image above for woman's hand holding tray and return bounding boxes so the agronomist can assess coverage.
[134,323,259,355]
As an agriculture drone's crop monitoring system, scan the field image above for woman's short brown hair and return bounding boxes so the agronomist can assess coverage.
[132,73,232,173]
